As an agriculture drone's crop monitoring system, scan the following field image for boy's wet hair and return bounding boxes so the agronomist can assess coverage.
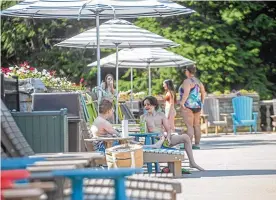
[99,99,113,114]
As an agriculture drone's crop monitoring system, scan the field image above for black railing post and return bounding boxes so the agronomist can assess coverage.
[1,73,5,100]
[13,76,20,111]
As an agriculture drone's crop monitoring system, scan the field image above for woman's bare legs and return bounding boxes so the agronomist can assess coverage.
[168,114,175,132]
[170,134,204,171]
[193,111,201,147]
[181,108,195,143]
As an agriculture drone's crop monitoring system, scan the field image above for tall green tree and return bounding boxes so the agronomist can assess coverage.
[120,1,276,99]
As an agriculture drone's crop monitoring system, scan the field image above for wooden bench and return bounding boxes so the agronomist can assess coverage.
[12,182,56,200]
[143,149,184,177]
[2,188,45,200]
[30,152,105,167]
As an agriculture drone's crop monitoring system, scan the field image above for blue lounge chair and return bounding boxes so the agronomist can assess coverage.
[231,96,258,134]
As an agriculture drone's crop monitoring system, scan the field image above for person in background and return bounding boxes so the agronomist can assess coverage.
[101,74,116,123]
[141,96,204,171]
[163,79,177,132]
[101,73,116,100]
[179,65,206,149]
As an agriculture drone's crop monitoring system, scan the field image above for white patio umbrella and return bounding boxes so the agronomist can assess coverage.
[55,18,178,123]
[88,48,195,112]
[1,0,194,90]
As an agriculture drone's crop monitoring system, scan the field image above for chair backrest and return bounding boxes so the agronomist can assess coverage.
[119,103,137,121]
[203,98,220,122]
[273,99,276,115]
[232,96,253,120]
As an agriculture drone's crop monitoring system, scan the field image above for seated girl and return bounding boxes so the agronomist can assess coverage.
[141,96,204,171]
[90,99,165,151]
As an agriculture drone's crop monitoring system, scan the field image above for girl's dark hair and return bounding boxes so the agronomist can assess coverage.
[164,79,177,103]
[142,96,159,111]
[103,74,115,90]
[99,99,113,114]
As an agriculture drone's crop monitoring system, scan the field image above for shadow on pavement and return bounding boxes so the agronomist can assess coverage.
[185,169,276,178]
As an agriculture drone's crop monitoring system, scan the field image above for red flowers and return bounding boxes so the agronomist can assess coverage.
[1,67,11,73]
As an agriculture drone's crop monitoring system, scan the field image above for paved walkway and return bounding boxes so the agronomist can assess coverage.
[177,133,276,200]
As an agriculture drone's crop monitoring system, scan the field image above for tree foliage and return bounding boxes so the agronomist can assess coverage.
[123,1,276,99]
[1,0,100,84]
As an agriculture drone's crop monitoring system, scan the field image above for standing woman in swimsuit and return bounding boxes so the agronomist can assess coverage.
[179,65,206,149]
[163,80,177,132]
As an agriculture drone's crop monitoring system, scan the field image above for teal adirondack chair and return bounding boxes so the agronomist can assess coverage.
[231,96,258,134]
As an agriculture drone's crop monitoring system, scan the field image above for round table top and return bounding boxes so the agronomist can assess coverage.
[84,137,134,142]
[128,133,160,137]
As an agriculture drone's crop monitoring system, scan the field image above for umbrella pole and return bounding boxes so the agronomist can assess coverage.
[96,11,101,114]
[130,67,133,111]
[148,66,151,95]
[115,44,119,124]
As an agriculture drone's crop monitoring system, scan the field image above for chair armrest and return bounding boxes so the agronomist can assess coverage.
[200,114,208,124]
[252,112,258,121]
[231,113,237,122]
[200,114,208,118]
[220,113,228,122]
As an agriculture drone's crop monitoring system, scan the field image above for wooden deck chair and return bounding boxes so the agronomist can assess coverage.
[80,94,90,123]
[1,100,34,157]
[85,93,97,124]
[201,98,228,135]
[231,96,258,134]
[271,99,276,131]
[119,102,139,123]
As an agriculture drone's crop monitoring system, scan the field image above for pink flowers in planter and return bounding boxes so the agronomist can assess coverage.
[1,62,83,91]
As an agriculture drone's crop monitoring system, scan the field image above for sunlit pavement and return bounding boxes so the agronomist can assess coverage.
[177,133,276,200]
